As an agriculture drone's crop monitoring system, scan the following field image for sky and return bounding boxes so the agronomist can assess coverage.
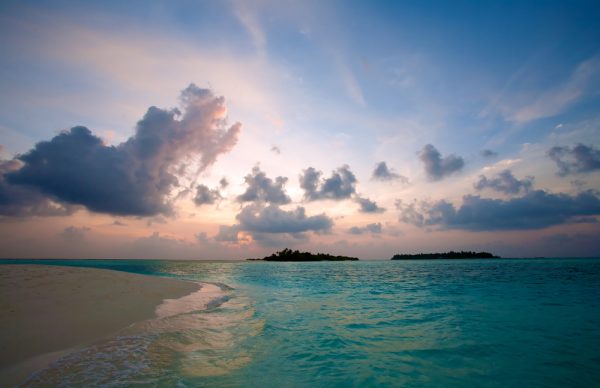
[0,0,599,259]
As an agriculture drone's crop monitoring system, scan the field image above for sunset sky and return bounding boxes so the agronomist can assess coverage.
[1,0,599,259]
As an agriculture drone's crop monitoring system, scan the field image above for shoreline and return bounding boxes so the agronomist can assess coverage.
[0,264,200,386]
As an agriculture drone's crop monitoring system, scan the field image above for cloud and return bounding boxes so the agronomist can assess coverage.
[372,161,408,183]
[217,203,333,246]
[145,216,169,229]
[510,56,600,123]
[356,197,385,213]
[339,61,366,107]
[396,190,600,231]
[60,226,90,242]
[418,144,464,181]
[195,232,209,244]
[112,220,127,226]
[237,204,332,234]
[233,1,267,56]
[300,165,357,201]
[219,177,229,189]
[194,176,229,206]
[474,169,534,195]
[480,149,498,158]
[548,143,600,176]
[194,184,221,206]
[571,179,588,191]
[246,231,309,248]
[237,166,291,204]
[270,146,281,155]
[214,225,242,242]
[540,233,600,257]
[348,222,382,235]
[127,232,195,258]
[4,84,241,217]
[0,159,76,216]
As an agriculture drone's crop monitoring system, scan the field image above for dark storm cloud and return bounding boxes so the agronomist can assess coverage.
[0,159,75,216]
[548,143,600,176]
[480,149,498,158]
[356,197,385,213]
[348,222,382,235]
[237,166,291,204]
[371,161,408,183]
[299,165,357,201]
[396,190,600,231]
[2,84,241,217]
[418,144,464,181]
[474,169,534,195]
[194,184,221,206]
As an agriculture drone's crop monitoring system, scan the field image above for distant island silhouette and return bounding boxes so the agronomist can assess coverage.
[249,248,359,262]
[391,251,500,260]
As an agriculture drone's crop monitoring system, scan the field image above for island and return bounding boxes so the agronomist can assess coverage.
[391,251,500,260]
[249,248,359,262]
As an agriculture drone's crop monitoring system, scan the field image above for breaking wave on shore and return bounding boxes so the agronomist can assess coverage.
[22,281,263,387]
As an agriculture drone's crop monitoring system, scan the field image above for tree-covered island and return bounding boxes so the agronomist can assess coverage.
[249,248,359,261]
[391,251,500,260]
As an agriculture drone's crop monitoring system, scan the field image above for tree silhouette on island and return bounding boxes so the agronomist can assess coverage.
[248,249,500,261]
[391,251,500,260]
[250,248,359,261]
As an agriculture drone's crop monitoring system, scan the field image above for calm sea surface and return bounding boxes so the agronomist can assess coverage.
[2,258,600,387]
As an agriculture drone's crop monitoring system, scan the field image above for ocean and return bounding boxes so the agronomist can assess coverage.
[2,258,600,387]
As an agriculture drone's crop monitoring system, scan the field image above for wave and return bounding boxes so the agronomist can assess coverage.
[22,281,264,386]
[155,282,229,318]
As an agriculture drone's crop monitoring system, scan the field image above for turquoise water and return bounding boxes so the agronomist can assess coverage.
[2,258,600,387]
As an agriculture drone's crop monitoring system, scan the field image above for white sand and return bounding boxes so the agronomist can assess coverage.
[0,264,199,386]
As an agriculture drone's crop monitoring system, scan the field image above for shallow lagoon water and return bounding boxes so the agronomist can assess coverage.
[3,258,600,387]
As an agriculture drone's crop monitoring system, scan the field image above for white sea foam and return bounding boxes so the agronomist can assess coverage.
[22,280,264,386]
[155,282,228,319]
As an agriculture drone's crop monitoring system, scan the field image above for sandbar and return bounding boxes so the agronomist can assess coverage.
[0,264,199,386]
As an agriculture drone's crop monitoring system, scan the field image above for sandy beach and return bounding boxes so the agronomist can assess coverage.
[0,264,199,386]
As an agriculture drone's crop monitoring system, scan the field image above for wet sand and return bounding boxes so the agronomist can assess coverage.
[0,264,199,386]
